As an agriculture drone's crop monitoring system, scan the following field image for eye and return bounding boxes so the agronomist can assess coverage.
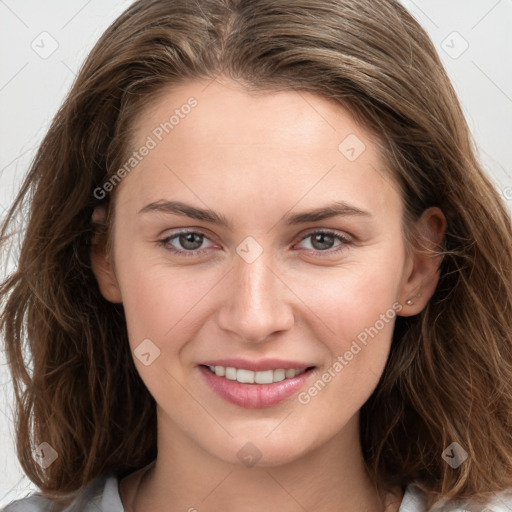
[158,230,214,256]
[157,229,352,258]
[295,230,352,255]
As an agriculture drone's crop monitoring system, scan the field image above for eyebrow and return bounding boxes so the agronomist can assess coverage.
[138,200,372,229]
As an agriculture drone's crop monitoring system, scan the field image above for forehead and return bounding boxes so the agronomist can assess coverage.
[119,78,402,222]
[134,78,369,150]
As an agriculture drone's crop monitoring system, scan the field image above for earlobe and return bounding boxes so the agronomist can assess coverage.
[90,205,123,304]
[398,207,446,316]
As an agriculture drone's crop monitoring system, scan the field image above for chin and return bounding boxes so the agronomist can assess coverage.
[210,431,319,469]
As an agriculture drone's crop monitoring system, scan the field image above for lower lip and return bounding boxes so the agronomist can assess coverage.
[199,366,315,409]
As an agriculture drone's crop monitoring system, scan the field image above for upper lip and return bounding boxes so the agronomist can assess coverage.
[199,358,315,372]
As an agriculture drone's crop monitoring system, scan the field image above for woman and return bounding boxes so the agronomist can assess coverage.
[2,0,512,511]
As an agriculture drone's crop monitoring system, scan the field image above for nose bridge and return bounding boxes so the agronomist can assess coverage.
[217,245,294,342]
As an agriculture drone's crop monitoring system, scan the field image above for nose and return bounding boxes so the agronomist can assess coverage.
[216,251,295,344]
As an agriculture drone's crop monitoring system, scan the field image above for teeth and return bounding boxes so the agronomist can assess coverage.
[207,365,307,384]
[273,369,285,382]
[255,370,273,384]
[225,367,237,380]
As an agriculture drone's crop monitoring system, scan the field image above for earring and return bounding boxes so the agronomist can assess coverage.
[406,293,421,306]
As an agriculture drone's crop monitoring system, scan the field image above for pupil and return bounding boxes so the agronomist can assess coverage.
[180,233,202,250]
[313,233,333,250]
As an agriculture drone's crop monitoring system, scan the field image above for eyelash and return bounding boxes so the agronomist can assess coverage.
[157,229,352,258]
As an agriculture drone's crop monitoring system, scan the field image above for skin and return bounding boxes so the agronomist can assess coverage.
[91,77,446,512]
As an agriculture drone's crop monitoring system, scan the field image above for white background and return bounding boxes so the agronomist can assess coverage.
[1,0,511,507]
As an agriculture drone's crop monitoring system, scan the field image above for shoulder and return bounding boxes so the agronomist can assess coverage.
[398,482,429,511]
[399,482,512,512]
[1,474,124,512]
[1,494,55,512]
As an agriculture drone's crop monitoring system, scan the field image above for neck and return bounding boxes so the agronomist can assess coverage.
[122,411,402,512]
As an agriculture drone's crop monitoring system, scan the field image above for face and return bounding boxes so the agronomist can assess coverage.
[92,77,444,467]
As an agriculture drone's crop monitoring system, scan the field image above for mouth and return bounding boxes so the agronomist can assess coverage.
[198,362,317,409]
[201,364,316,385]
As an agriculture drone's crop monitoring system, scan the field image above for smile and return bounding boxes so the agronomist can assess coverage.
[199,364,316,408]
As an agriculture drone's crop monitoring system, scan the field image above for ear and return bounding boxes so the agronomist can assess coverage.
[397,206,446,316]
[90,205,123,304]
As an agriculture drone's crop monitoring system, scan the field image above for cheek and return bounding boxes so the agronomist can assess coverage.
[296,278,400,424]
[293,251,403,399]
[291,251,404,345]
[118,265,210,344]
[114,259,218,398]
[113,240,226,359]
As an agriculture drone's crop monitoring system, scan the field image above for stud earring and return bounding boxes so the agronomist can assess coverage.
[406,293,421,306]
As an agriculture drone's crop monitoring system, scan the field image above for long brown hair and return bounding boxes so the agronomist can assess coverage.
[2,0,511,508]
